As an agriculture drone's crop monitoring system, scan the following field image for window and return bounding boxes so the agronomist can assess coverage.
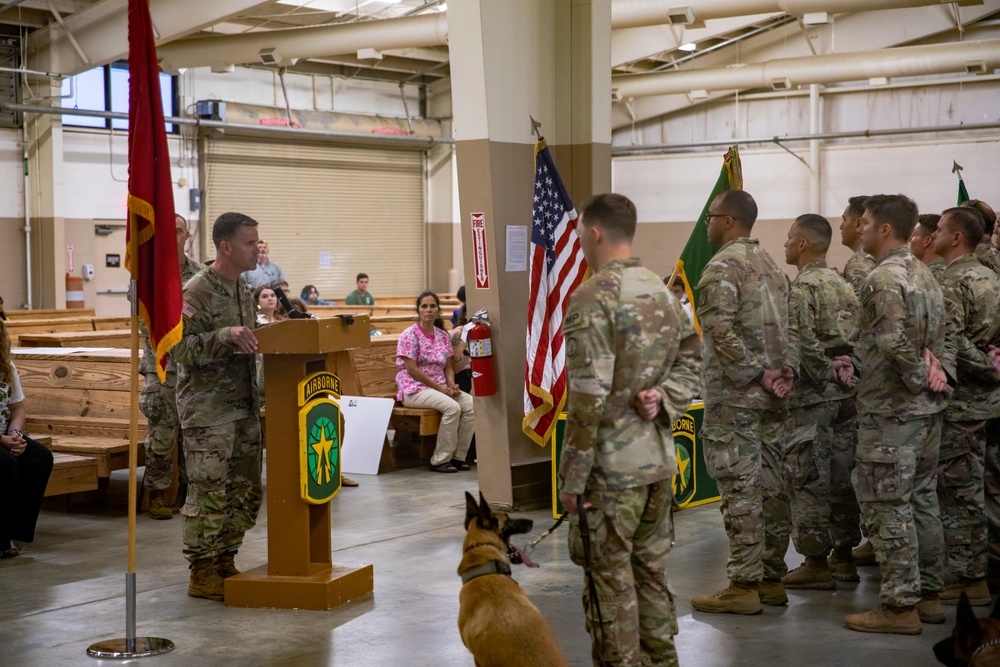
[60,62,176,132]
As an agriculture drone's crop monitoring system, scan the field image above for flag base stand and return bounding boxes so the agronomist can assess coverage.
[87,637,175,659]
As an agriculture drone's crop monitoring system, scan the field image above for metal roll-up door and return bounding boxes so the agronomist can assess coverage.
[202,136,425,302]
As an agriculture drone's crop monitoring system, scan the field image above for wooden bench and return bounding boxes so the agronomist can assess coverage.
[342,333,443,465]
[45,453,100,497]
[5,317,95,346]
[18,329,132,348]
[13,349,146,487]
[5,308,96,321]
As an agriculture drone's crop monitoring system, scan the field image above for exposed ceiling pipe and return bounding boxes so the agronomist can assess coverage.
[613,38,1000,98]
[156,13,448,72]
[611,0,984,30]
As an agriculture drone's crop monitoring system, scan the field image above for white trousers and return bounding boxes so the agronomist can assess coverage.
[402,389,475,466]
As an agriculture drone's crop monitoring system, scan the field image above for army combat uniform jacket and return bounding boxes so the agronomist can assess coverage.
[559,258,702,494]
[855,246,948,419]
[698,237,792,410]
[173,267,259,429]
[787,262,859,409]
[843,246,876,295]
[139,256,204,384]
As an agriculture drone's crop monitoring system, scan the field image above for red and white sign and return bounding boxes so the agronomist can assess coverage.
[471,212,490,290]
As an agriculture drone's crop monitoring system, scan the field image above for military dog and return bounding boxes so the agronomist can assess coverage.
[934,592,1000,666]
[457,491,568,667]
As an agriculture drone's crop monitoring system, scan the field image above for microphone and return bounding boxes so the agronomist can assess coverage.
[269,281,312,319]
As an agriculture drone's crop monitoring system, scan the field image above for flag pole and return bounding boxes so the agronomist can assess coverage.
[86,216,174,660]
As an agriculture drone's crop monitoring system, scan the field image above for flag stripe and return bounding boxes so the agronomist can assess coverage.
[522,139,587,446]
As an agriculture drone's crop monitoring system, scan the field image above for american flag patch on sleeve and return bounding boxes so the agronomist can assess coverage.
[182,302,196,318]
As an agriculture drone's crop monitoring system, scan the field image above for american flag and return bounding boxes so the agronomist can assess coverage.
[522,139,587,446]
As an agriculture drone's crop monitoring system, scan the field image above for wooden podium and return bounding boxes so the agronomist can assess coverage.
[224,315,375,610]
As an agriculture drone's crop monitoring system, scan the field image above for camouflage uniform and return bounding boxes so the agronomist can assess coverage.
[172,266,262,564]
[926,257,946,284]
[853,246,948,607]
[975,240,1000,279]
[785,262,861,559]
[938,254,1000,582]
[140,256,202,492]
[560,258,701,667]
[697,238,793,584]
[843,246,876,295]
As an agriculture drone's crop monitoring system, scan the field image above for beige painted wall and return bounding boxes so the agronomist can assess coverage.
[427,221,453,295]
[634,218,856,283]
[0,218,27,310]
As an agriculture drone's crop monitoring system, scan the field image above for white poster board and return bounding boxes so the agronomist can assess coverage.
[340,395,394,476]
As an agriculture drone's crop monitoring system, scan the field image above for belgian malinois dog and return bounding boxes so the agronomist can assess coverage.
[457,491,569,667]
[934,592,1000,666]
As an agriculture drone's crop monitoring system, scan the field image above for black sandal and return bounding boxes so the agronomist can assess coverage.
[449,459,471,471]
[1,546,20,559]
[429,463,458,473]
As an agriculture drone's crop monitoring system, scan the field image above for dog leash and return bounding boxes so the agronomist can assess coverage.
[578,497,612,667]
[517,513,568,559]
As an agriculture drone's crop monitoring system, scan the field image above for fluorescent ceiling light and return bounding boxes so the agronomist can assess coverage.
[678,43,696,52]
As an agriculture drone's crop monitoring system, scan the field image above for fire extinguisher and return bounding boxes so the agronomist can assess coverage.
[465,309,496,397]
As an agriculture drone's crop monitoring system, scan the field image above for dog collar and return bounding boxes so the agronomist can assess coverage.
[971,637,1000,661]
[460,560,512,585]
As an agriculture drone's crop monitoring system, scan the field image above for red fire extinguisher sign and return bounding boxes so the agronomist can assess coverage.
[471,212,490,290]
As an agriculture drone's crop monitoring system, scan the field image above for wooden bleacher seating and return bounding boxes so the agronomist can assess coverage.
[13,349,145,497]
[18,329,131,348]
[5,315,130,346]
[5,308,96,320]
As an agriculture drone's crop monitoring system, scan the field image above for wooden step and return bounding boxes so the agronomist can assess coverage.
[44,453,99,497]
[47,436,144,477]
[28,415,146,441]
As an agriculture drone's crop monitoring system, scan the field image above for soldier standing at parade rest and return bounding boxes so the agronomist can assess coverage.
[909,214,946,283]
[930,206,1000,607]
[780,215,863,588]
[690,189,796,616]
[963,200,1000,278]
[840,195,877,294]
[840,194,951,635]
[558,193,701,667]
[141,214,203,520]
[172,212,263,602]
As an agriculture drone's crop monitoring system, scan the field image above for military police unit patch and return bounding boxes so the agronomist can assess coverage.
[671,413,697,507]
[297,371,345,504]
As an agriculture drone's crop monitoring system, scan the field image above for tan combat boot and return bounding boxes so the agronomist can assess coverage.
[916,595,945,624]
[940,579,991,606]
[852,540,877,566]
[845,604,921,635]
[216,552,241,579]
[188,558,225,601]
[782,556,836,590]
[827,547,860,582]
[147,491,172,520]
[759,579,788,605]
[691,582,763,615]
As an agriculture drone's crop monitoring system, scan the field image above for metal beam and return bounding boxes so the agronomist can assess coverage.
[25,0,276,75]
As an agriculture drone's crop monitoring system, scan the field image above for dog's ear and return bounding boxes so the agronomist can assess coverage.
[465,491,479,530]
[477,491,497,530]
[955,591,986,661]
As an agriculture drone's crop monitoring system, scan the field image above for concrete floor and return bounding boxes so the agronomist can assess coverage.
[1,464,964,666]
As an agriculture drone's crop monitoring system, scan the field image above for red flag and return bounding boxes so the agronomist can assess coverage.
[522,139,587,446]
[126,0,182,382]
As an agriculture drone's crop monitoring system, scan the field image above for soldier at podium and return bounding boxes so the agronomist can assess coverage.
[172,211,264,602]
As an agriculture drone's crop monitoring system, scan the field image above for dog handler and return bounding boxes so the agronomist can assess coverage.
[558,193,702,666]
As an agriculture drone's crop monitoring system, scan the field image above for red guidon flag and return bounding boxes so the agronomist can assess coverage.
[125,0,182,382]
[522,138,587,446]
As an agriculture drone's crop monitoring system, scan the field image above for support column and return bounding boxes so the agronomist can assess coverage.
[448,0,611,507]
[25,81,66,309]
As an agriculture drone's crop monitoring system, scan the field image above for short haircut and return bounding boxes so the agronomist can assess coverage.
[915,213,940,237]
[962,200,996,236]
[717,189,758,229]
[579,193,637,244]
[846,195,870,219]
[356,273,368,282]
[863,194,918,242]
[792,214,832,253]
[212,212,258,249]
[942,206,985,248]
[175,213,188,229]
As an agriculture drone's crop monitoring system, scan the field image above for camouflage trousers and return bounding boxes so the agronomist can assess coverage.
[785,398,861,559]
[853,413,944,607]
[181,416,263,563]
[568,482,677,667]
[702,405,790,583]
[938,420,987,582]
[985,419,1000,571]
[139,373,185,491]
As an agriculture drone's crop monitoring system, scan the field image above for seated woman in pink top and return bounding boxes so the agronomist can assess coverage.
[396,291,475,473]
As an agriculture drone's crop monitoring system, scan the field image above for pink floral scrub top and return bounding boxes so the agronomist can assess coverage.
[395,324,453,400]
